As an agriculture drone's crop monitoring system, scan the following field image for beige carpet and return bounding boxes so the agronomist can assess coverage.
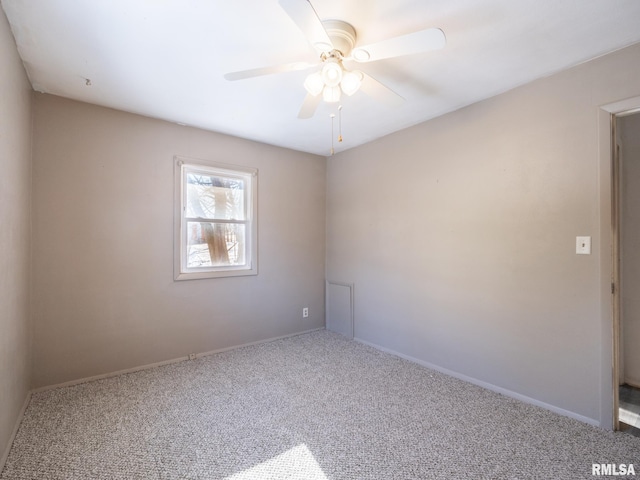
[2,330,639,479]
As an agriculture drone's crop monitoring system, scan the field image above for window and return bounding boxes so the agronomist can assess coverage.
[174,156,257,280]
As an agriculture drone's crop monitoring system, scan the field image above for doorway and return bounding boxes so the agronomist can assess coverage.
[613,109,640,435]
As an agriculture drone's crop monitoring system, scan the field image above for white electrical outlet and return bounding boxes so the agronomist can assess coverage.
[303,307,309,318]
[188,353,196,360]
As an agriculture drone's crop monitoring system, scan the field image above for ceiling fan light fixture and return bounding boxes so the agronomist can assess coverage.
[321,60,343,87]
[340,70,362,96]
[304,71,324,96]
[323,85,341,103]
[225,3,447,120]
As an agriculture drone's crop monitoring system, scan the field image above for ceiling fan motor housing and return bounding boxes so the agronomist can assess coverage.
[321,19,356,56]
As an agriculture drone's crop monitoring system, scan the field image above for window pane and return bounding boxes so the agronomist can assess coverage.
[175,158,257,280]
[186,222,247,268]
[186,172,245,220]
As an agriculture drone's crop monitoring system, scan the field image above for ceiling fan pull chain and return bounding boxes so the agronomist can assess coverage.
[338,105,343,143]
[330,113,336,155]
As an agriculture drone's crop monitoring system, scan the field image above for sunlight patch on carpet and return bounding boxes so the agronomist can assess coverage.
[225,444,328,480]
[620,405,640,428]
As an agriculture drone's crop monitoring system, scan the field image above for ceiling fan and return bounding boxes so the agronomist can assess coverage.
[224,0,446,119]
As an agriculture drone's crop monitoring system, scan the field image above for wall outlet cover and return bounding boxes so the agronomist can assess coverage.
[576,236,591,255]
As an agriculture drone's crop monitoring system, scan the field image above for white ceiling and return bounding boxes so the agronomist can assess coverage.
[3,0,640,156]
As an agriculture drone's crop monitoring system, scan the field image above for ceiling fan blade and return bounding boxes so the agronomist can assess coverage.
[352,28,446,63]
[278,0,333,54]
[298,93,322,119]
[224,61,315,81]
[359,72,405,107]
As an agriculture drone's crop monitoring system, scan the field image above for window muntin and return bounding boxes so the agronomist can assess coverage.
[175,158,257,280]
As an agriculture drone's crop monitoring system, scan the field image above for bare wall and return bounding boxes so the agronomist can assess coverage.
[0,5,32,466]
[31,95,326,388]
[326,42,640,425]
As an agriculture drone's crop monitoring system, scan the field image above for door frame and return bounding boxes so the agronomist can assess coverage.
[599,95,640,430]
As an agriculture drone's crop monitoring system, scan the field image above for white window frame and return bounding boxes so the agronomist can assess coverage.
[174,156,258,280]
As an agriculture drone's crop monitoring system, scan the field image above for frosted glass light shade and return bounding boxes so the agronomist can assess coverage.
[340,70,362,96]
[322,85,341,103]
[321,61,343,87]
[304,71,324,96]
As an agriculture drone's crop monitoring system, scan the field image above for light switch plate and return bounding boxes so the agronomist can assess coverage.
[576,236,591,255]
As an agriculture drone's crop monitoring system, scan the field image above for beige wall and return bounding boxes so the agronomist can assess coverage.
[31,95,326,388]
[327,43,640,425]
[0,7,32,466]
[621,112,640,387]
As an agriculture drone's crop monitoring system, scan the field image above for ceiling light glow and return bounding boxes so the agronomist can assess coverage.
[304,71,324,96]
[304,55,362,101]
[323,85,341,103]
[321,60,343,87]
[340,70,362,96]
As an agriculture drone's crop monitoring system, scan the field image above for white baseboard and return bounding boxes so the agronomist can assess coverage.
[1,391,31,473]
[196,327,325,359]
[354,336,600,428]
[32,328,325,394]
